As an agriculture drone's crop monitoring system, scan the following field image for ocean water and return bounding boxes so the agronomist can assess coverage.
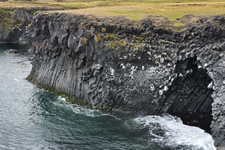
[0,44,216,150]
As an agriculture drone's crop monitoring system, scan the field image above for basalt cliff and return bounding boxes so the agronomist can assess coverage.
[26,12,225,147]
[0,7,62,44]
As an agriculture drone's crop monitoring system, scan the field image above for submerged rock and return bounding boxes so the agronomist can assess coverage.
[4,49,20,53]
[27,13,225,147]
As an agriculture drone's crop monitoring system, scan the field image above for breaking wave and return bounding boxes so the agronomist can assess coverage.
[129,114,216,150]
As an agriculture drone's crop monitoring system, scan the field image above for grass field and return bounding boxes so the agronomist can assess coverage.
[1,0,225,28]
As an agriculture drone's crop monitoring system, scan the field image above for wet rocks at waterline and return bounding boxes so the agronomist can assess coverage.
[25,13,225,147]
[4,49,20,53]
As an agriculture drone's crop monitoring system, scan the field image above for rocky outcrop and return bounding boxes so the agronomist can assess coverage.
[27,13,225,147]
[0,7,63,44]
[4,49,20,53]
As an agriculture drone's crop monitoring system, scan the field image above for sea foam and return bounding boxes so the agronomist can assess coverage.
[132,114,216,150]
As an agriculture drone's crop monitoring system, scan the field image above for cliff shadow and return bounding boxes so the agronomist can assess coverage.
[161,57,213,133]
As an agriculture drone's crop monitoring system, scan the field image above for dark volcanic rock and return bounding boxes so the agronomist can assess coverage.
[4,49,20,53]
[27,13,225,147]
[0,7,63,44]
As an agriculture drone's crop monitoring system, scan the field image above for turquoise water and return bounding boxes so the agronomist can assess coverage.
[0,44,216,150]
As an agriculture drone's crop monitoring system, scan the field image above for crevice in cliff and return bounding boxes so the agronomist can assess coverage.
[163,57,213,133]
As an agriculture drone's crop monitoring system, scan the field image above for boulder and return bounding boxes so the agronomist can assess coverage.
[4,49,20,53]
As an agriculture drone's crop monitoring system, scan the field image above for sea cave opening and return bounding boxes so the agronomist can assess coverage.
[163,57,213,133]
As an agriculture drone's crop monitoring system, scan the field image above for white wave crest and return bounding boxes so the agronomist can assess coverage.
[58,96,66,101]
[132,114,216,150]
[57,96,120,119]
[57,96,100,117]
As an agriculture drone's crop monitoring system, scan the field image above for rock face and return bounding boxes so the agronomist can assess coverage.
[0,7,63,44]
[27,13,225,146]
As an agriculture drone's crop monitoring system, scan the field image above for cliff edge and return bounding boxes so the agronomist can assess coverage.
[27,12,225,146]
[0,7,63,43]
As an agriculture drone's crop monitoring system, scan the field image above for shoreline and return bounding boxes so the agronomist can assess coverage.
[0,3,225,147]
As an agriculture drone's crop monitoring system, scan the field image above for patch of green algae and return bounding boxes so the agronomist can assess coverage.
[26,75,90,108]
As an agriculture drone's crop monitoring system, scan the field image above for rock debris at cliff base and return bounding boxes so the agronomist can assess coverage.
[25,12,225,147]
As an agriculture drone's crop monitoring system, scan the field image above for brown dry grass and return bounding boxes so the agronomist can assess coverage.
[0,1,62,8]
[1,0,225,29]
[49,2,225,24]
